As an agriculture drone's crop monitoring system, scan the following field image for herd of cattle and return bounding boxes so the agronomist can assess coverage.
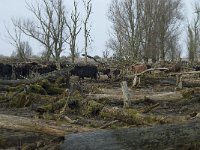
[0,62,122,80]
[0,62,57,80]
[1,61,200,80]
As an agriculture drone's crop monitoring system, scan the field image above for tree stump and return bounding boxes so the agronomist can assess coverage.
[121,81,131,108]
[176,74,183,89]
[132,75,141,87]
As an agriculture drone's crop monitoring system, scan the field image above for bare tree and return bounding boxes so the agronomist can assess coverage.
[187,2,200,65]
[107,0,183,65]
[16,41,32,61]
[103,49,109,59]
[82,0,92,64]
[12,0,68,63]
[156,0,183,65]
[166,34,181,62]
[5,25,32,61]
[66,0,82,63]
[187,25,196,65]
[107,0,142,65]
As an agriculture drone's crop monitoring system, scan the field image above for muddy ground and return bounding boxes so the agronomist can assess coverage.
[0,74,200,150]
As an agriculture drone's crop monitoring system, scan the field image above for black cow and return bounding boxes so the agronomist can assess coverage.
[2,64,12,80]
[70,65,99,80]
[102,68,120,79]
[13,63,33,79]
[32,63,57,75]
[47,63,57,72]
[14,63,36,79]
[193,66,200,71]
[193,66,200,77]
[112,69,120,78]
[0,63,4,79]
[102,68,112,79]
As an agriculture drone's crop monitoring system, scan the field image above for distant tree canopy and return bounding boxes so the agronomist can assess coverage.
[107,0,183,65]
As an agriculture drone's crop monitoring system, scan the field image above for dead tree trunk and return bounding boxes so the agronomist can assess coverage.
[60,119,200,150]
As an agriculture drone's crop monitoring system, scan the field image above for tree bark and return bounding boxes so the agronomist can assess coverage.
[87,91,183,104]
[60,119,200,150]
[0,114,90,137]
[145,92,183,101]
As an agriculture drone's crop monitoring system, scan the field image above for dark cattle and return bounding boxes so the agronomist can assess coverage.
[112,69,120,78]
[47,63,57,72]
[0,63,4,79]
[193,66,200,77]
[33,64,47,75]
[101,68,120,79]
[70,65,99,80]
[13,63,37,79]
[102,68,111,79]
[146,64,151,69]
[168,63,182,72]
[2,64,12,80]
[193,66,200,71]
[33,63,57,75]
[129,64,151,74]
[14,64,30,79]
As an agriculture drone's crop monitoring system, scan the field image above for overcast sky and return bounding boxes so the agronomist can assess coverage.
[0,0,196,57]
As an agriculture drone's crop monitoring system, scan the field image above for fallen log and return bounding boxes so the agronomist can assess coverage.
[0,85,10,91]
[87,91,183,104]
[136,68,169,76]
[126,68,169,87]
[86,94,124,106]
[183,79,200,88]
[0,114,91,137]
[100,107,162,125]
[169,71,200,76]
[99,120,119,129]
[126,68,169,79]
[86,93,122,100]
[140,103,160,113]
[145,92,183,101]
[82,54,107,66]
[60,119,200,150]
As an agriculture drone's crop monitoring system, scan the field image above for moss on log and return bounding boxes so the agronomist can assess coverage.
[100,107,161,125]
